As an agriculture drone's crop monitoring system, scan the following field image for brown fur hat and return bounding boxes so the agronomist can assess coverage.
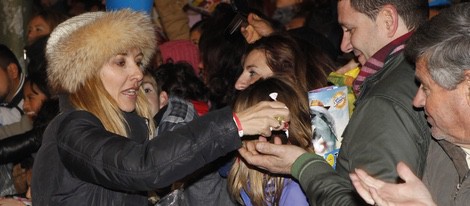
[46,10,156,93]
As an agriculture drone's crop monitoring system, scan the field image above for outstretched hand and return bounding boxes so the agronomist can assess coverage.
[239,140,306,174]
[241,13,274,44]
[350,162,436,206]
[235,101,289,137]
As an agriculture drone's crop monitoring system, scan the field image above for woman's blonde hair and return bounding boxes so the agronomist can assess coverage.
[228,76,313,205]
[70,73,155,138]
[45,10,157,138]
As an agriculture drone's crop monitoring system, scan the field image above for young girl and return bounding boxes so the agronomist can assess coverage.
[0,73,50,139]
[0,73,54,163]
[228,77,314,206]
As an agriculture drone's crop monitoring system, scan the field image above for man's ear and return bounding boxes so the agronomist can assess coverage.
[464,70,470,107]
[6,63,19,79]
[159,91,168,109]
[379,5,399,38]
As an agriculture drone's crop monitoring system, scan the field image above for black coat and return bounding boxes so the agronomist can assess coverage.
[0,99,59,165]
[32,106,241,205]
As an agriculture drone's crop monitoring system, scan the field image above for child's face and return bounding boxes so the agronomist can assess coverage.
[23,81,48,119]
[142,75,160,116]
[190,30,202,46]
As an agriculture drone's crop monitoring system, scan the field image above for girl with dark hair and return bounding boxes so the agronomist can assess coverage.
[0,74,58,204]
[0,70,51,139]
[198,3,248,109]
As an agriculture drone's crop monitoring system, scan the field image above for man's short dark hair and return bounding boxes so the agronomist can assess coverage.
[348,0,429,31]
[0,44,22,74]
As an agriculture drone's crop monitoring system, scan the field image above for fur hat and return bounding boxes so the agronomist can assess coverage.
[46,10,156,93]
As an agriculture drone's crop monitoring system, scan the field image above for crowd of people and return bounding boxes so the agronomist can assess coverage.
[0,0,470,205]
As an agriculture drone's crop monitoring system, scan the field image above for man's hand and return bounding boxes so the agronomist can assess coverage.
[239,141,306,174]
[350,162,436,206]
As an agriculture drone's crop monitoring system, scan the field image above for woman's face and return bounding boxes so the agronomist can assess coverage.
[100,48,144,112]
[23,81,48,119]
[27,16,51,45]
[142,75,160,116]
[235,50,273,91]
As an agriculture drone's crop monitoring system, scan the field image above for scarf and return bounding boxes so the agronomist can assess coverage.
[353,32,413,96]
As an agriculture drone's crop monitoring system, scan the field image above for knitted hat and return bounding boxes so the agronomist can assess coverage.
[159,40,200,75]
[46,10,156,93]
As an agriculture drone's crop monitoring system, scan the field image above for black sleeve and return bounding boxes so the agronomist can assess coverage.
[0,99,59,164]
[57,107,242,191]
[0,126,43,164]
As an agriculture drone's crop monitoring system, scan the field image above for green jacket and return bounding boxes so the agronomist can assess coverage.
[292,52,431,205]
[337,52,430,181]
[423,139,470,206]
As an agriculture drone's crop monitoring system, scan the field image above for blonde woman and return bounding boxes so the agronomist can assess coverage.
[229,77,313,206]
[31,10,289,205]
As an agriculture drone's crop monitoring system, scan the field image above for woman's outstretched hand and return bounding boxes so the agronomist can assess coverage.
[235,101,289,137]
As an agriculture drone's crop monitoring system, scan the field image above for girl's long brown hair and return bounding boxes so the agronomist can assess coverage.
[228,76,313,206]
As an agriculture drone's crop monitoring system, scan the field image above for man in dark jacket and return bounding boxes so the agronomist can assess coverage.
[239,0,431,205]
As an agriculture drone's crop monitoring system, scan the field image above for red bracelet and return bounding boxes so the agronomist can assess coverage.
[232,112,244,137]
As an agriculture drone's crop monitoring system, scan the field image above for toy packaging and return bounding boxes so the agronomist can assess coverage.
[327,66,360,116]
[308,86,350,169]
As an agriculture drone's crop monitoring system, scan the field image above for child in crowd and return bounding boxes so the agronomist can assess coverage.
[229,77,313,206]
[0,73,58,205]
[190,19,205,46]
[142,70,161,119]
[143,62,209,135]
[0,70,51,139]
